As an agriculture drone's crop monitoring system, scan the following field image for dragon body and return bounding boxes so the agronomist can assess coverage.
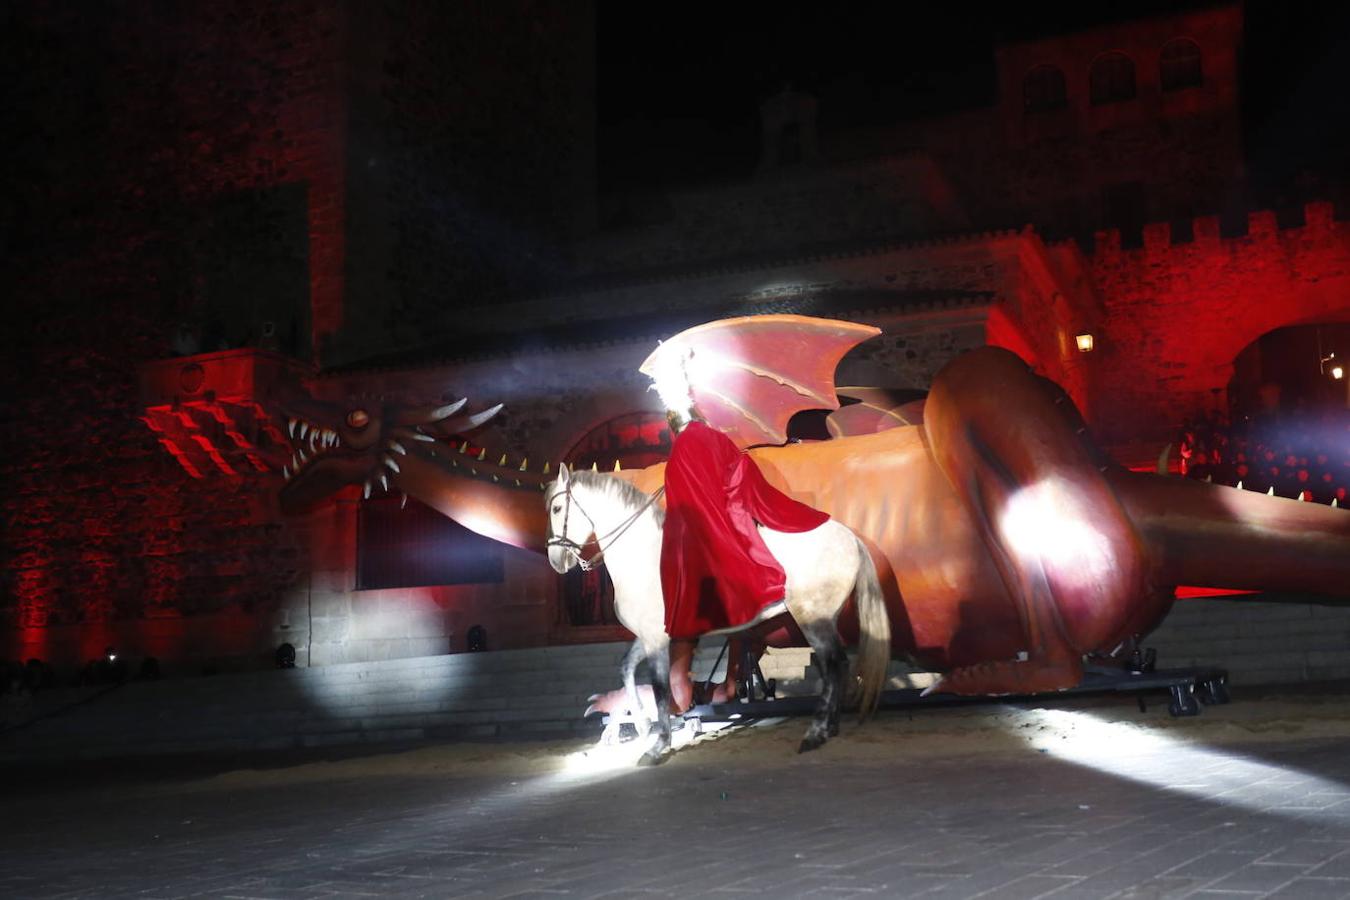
[276,340,1350,695]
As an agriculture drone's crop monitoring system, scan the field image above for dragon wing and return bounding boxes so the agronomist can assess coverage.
[826,387,928,437]
[638,315,881,449]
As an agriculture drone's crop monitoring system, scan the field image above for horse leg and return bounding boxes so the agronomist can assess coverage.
[798,621,847,753]
[638,646,674,766]
[620,639,647,732]
[594,639,646,745]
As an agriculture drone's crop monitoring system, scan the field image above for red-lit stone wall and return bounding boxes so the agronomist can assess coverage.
[1085,202,1350,443]
[1,1,346,672]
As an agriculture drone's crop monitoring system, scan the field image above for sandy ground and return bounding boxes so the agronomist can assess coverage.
[46,682,1344,800]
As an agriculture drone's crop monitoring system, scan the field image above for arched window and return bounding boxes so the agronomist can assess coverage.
[1160,39,1203,91]
[1023,65,1068,113]
[1090,52,1136,105]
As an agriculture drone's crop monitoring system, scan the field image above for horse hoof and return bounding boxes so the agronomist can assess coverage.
[798,734,827,754]
[638,748,671,767]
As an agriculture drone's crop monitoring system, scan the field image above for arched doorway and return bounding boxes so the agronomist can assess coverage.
[1220,324,1350,502]
[1229,324,1350,421]
[553,411,672,637]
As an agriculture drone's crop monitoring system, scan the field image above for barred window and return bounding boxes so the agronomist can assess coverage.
[1090,52,1136,105]
[357,495,504,589]
[1160,39,1203,91]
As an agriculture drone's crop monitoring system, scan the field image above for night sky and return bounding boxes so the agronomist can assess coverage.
[596,1,1350,197]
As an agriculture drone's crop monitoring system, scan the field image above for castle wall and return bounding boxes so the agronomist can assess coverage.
[1085,202,1350,443]
[2,1,348,674]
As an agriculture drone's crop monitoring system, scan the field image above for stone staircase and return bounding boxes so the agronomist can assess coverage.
[0,642,815,763]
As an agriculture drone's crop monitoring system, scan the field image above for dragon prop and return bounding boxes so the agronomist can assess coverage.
[275,316,1350,695]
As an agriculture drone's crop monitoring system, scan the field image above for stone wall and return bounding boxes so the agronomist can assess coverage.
[1,0,346,673]
[1086,202,1350,443]
[339,0,596,363]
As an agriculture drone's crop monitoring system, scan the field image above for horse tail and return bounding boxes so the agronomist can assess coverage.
[851,535,890,720]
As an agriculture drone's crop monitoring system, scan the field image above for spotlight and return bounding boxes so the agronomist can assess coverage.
[1075,333,1095,353]
[1333,365,1344,381]
[275,642,297,669]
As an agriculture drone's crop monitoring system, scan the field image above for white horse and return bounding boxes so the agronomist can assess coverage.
[546,464,890,765]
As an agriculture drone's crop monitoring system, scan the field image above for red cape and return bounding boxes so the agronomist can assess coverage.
[660,421,829,639]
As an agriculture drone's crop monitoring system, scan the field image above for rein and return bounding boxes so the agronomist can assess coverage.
[547,483,665,572]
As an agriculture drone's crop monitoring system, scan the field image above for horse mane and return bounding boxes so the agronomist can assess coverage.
[570,470,665,527]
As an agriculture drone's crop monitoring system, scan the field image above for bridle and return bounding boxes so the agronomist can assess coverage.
[546,482,665,572]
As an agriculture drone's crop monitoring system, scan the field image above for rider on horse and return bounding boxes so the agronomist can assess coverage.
[653,350,830,711]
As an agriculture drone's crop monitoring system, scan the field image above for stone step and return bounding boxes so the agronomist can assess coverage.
[0,642,818,762]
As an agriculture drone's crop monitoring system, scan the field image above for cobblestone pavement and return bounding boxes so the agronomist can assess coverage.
[6,690,1350,899]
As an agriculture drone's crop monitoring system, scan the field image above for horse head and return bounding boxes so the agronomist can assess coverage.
[546,463,595,574]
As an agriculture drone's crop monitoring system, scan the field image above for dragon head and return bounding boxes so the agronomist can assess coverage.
[275,389,502,514]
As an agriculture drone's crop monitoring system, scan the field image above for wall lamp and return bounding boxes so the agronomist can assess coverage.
[1075,333,1095,353]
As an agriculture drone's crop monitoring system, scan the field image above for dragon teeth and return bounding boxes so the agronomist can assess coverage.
[287,418,298,438]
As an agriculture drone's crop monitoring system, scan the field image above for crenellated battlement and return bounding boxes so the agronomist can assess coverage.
[1090,201,1341,262]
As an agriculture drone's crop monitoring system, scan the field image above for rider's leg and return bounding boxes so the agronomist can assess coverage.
[668,637,697,713]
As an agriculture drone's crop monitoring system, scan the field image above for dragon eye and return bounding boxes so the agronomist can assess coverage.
[552,505,561,514]
[347,409,370,429]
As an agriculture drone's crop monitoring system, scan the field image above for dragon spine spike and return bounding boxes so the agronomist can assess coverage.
[1236,480,1243,491]
[498,453,508,467]
[492,474,499,483]
[389,440,407,455]
[542,462,551,475]
[458,442,469,454]
[477,447,486,462]
[591,461,598,472]
[519,458,528,471]
[383,455,400,474]
[287,418,297,438]
[1268,486,1276,496]
[614,459,622,472]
